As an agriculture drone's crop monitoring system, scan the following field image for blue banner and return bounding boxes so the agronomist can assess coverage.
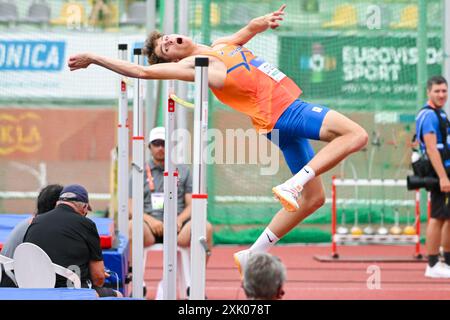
[0,40,66,71]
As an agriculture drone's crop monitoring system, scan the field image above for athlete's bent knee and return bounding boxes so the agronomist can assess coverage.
[349,127,368,153]
[311,193,326,211]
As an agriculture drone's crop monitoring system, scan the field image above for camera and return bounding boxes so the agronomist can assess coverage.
[406,175,439,191]
[409,149,441,191]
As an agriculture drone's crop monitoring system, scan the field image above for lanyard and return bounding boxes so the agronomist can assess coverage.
[146,163,179,192]
[145,163,155,192]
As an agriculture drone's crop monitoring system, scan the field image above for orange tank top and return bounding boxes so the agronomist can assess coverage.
[200,44,302,132]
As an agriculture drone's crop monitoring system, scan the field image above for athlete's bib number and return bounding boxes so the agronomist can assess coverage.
[151,192,164,210]
[257,62,286,82]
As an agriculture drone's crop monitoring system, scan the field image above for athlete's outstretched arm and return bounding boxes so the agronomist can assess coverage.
[212,4,286,47]
[68,53,195,81]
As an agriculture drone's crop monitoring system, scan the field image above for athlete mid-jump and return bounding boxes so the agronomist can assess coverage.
[68,4,368,275]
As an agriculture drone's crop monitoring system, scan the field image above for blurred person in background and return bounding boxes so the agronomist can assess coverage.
[127,127,213,297]
[0,184,63,287]
[128,127,213,254]
[414,76,450,278]
[24,184,122,297]
[88,0,112,27]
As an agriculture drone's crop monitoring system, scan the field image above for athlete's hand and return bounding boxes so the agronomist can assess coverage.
[440,176,450,193]
[68,53,93,71]
[249,4,286,33]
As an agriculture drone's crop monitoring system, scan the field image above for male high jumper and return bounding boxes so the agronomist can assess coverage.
[69,4,368,275]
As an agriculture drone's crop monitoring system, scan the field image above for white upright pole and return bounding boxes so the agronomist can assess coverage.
[145,0,157,161]
[117,44,129,240]
[163,80,178,300]
[177,0,189,163]
[146,0,156,32]
[190,57,209,300]
[163,0,175,35]
[162,0,175,132]
[132,48,145,299]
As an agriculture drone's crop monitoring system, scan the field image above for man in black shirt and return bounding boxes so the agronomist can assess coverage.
[24,184,122,297]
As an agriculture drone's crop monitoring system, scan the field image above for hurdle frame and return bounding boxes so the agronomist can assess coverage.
[317,176,426,262]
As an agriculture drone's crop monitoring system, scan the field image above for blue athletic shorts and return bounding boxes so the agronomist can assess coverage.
[266,99,330,174]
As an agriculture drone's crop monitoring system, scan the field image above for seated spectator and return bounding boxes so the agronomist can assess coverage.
[128,127,213,255]
[23,184,122,297]
[1,184,63,259]
[242,252,286,300]
[0,184,63,287]
[128,127,214,298]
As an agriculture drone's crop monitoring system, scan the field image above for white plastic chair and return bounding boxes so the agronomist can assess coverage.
[0,0,18,24]
[0,254,17,286]
[13,243,81,289]
[143,244,190,300]
[22,0,51,25]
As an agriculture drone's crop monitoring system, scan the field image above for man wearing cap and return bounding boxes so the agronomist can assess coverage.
[24,184,122,297]
[128,127,213,256]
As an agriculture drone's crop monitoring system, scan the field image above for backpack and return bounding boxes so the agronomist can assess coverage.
[412,106,450,177]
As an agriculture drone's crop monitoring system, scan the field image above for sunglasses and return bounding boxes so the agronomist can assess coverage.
[150,140,165,148]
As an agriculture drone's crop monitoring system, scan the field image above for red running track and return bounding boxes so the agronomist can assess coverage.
[143,244,450,300]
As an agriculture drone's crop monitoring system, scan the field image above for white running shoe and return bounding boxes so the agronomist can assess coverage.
[425,262,450,278]
[441,262,450,271]
[272,184,301,212]
[233,249,251,279]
